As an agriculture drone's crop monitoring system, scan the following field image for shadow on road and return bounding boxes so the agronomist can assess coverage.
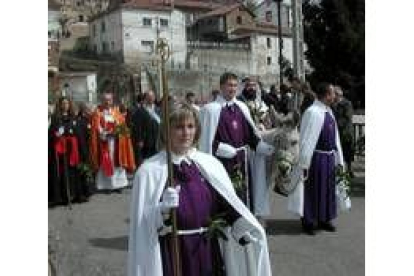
[89,236,128,251]
[265,219,303,236]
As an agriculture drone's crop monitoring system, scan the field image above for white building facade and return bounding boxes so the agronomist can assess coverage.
[59,72,98,104]
[250,33,293,78]
[255,0,292,28]
[89,7,187,68]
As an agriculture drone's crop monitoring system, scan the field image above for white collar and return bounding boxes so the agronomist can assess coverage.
[170,147,197,165]
[145,104,155,110]
[314,99,331,111]
[216,95,237,107]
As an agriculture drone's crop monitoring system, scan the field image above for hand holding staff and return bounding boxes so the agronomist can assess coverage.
[156,38,182,276]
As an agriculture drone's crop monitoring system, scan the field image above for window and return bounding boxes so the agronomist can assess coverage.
[102,42,108,53]
[265,11,272,23]
[236,16,242,24]
[160,18,169,27]
[92,24,96,37]
[286,7,291,27]
[267,56,272,65]
[267,37,271,49]
[93,44,97,53]
[101,21,106,33]
[48,31,52,38]
[111,41,115,51]
[143,18,152,26]
[141,40,154,53]
[79,15,84,22]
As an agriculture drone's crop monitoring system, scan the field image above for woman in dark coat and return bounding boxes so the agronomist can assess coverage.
[48,97,84,206]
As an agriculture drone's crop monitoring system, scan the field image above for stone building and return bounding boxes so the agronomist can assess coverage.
[89,0,187,68]
[255,0,292,29]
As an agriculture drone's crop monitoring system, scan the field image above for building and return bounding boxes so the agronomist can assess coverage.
[255,0,292,29]
[59,71,98,104]
[49,0,63,100]
[89,0,187,69]
[49,0,62,70]
[87,1,296,98]
[57,0,110,23]
[189,3,294,85]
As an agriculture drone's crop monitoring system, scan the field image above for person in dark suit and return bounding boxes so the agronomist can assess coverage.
[130,90,161,167]
[332,85,355,174]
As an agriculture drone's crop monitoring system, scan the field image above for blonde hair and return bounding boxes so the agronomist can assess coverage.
[159,102,201,147]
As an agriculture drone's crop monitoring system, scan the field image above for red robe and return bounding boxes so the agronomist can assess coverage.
[89,106,136,175]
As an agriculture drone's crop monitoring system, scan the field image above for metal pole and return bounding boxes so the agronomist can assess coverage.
[275,0,284,90]
[157,38,181,276]
[292,0,306,82]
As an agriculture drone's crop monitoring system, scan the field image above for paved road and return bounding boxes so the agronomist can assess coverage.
[49,158,364,276]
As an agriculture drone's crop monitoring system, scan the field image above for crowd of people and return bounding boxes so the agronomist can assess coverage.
[48,72,355,276]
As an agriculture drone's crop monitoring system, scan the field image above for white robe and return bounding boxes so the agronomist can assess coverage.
[96,110,128,190]
[198,95,270,216]
[287,100,344,216]
[127,149,272,276]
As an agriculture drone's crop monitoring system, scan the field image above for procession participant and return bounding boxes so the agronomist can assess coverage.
[199,72,275,216]
[211,89,220,102]
[127,103,272,276]
[185,91,200,112]
[48,97,82,206]
[237,77,269,130]
[89,92,135,192]
[263,84,282,113]
[332,85,355,174]
[288,82,345,235]
[75,102,94,200]
[300,82,316,114]
[129,90,160,166]
[237,77,258,103]
[279,83,294,115]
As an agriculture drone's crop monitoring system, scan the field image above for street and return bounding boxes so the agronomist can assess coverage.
[49,157,364,276]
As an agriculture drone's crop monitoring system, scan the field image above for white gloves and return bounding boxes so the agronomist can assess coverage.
[239,232,258,245]
[159,186,181,214]
[232,217,259,246]
[255,140,275,156]
[56,126,65,137]
[216,143,238,159]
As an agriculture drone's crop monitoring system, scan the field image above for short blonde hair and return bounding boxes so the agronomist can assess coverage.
[159,102,201,147]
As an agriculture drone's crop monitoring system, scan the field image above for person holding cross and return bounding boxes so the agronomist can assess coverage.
[127,103,272,276]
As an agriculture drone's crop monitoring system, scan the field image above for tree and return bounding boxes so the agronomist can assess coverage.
[243,0,257,14]
[302,0,365,107]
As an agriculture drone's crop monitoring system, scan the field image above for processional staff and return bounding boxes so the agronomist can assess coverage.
[156,38,182,276]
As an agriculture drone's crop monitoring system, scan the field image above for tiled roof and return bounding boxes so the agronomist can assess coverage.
[173,0,223,10]
[121,1,172,11]
[197,3,241,19]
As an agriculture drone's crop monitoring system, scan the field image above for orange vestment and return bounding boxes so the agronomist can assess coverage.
[89,106,136,174]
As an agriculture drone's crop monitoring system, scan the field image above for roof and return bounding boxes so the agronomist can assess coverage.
[89,0,173,21]
[197,2,256,20]
[172,0,223,10]
[120,0,173,11]
[89,0,241,22]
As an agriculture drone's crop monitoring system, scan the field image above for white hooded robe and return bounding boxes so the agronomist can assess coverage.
[127,149,272,276]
